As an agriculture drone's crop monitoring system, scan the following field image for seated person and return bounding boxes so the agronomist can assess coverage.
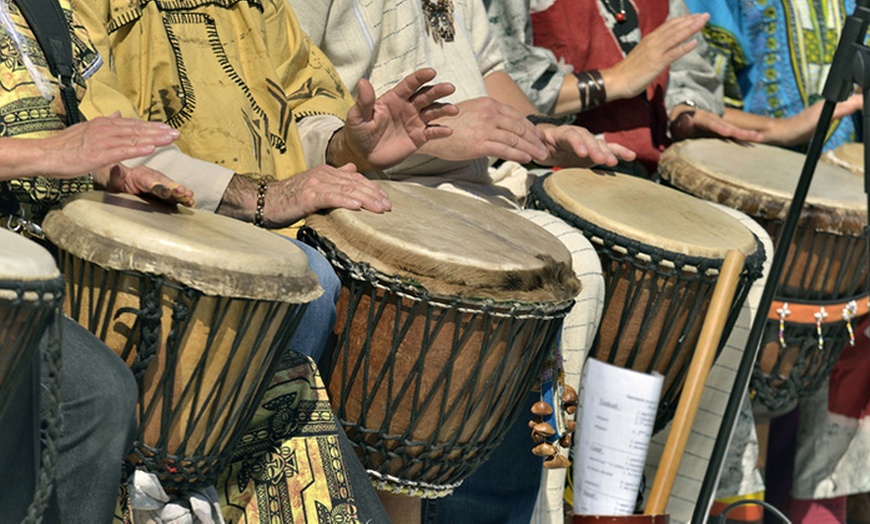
[70,0,460,519]
[494,0,859,174]
[288,1,636,523]
[0,2,193,522]
[685,2,863,523]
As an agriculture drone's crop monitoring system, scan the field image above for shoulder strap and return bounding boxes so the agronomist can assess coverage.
[12,0,80,124]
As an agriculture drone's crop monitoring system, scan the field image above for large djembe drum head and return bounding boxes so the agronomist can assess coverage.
[43,192,321,489]
[660,139,868,413]
[529,168,764,430]
[300,181,579,498]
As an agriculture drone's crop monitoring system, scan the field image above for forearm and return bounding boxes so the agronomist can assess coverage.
[0,137,65,180]
[551,70,611,117]
[550,74,584,117]
[721,108,774,133]
[485,71,540,116]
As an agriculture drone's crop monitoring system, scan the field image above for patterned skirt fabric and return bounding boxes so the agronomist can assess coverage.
[116,350,383,523]
[218,350,376,523]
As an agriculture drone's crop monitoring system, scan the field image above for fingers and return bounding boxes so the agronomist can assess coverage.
[107,164,196,207]
[691,111,764,142]
[149,182,196,207]
[355,78,377,122]
[391,68,440,100]
[606,142,637,163]
[409,81,456,111]
[419,102,460,123]
[548,126,618,166]
[487,126,547,162]
[295,166,392,214]
[833,94,863,119]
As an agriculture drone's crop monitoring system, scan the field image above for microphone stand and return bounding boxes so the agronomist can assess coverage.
[692,2,870,522]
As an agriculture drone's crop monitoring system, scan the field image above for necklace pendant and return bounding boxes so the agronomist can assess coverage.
[615,11,626,22]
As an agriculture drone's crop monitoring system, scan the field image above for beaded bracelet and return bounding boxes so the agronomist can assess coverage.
[253,177,272,228]
[574,69,606,111]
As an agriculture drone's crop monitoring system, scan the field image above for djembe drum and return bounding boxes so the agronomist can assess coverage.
[660,139,869,413]
[529,169,764,431]
[299,181,579,498]
[0,229,64,522]
[42,192,321,490]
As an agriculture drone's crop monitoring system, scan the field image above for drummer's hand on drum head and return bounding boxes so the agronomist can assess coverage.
[601,13,708,102]
[97,163,196,207]
[752,94,862,147]
[417,97,548,163]
[13,113,181,181]
[326,68,459,172]
[218,164,391,228]
[669,107,764,143]
[535,124,637,168]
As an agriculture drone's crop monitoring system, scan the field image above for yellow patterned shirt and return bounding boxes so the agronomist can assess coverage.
[76,0,354,182]
[0,0,100,222]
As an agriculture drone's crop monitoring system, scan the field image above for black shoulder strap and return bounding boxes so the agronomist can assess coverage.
[12,0,80,124]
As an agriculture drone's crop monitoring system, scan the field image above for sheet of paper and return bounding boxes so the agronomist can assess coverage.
[573,358,664,516]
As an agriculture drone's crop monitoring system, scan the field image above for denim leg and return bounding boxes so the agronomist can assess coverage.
[335,419,390,522]
[421,391,542,524]
[285,238,340,366]
[43,317,137,524]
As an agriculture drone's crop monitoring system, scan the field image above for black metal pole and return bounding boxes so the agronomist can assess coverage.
[692,3,870,521]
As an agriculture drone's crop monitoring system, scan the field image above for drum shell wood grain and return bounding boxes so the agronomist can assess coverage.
[530,168,762,429]
[660,139,867,300]
[660,139,868,412]
[302,181,578,496]
[42,192,317,488]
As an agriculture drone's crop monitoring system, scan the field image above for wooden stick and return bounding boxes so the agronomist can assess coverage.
[644,249,746,516]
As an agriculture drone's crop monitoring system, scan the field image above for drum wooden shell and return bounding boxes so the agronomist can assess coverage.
[301,181,579,497]
[0,230,62,420]
[529,169,763,430]
[661,140,866,299]
[0,229,63,521]
[43,192,319,489]
[660,139,869,412]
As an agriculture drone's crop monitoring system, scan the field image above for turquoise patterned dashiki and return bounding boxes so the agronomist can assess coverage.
[684,0,858,151]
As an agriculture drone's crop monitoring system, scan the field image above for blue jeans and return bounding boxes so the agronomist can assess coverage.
[285,238,340,366]
[0,316,137,524]
[421,391,543,524]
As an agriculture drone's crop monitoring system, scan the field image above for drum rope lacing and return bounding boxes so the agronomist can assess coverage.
[300,227,570,497]
[298,228,575,320]
[0,276,64,524]
[528,178,766,431]
[752,217,868,412]
[56,251,307,489]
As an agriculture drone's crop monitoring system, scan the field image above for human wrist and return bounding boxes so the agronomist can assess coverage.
[669,100,698,122]
[573,70,607,111]
[253,176,274,228]
[325,127,373,172]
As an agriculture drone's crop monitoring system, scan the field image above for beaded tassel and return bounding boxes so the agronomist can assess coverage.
[843,300,858,347]
[814,307,828,351]
[777,303,791,349]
